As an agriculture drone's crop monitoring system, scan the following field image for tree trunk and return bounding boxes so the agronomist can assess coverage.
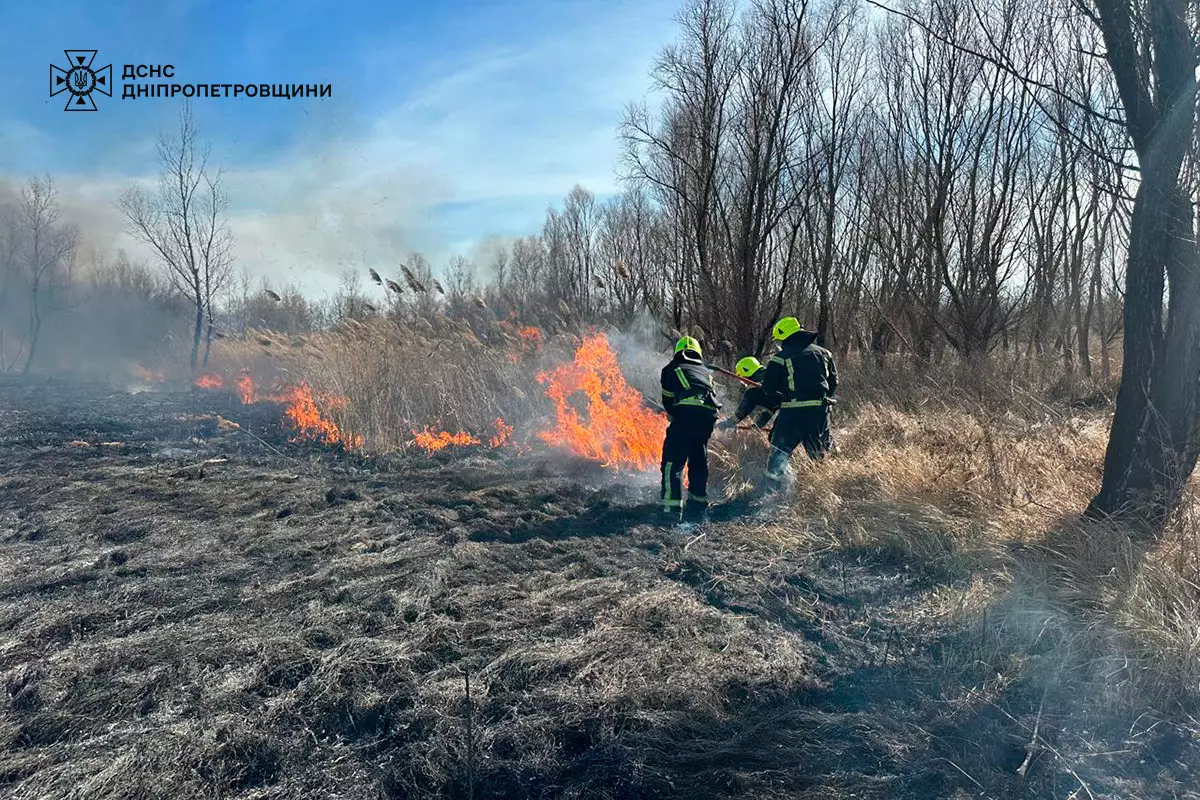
[1118,192,1200,523]
[21,307,40,376]
[1086,0,1198,527]
[1091,218,1111,382]
[817,179,836,348]
[1079,250,1098,380]
[190,302,203,370]
[202,321,213,367]
[1087,175,1182,520]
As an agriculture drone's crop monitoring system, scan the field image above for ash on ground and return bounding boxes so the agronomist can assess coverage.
[0,377,1194,799]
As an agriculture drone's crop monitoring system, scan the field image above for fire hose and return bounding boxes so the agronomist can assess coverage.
[708,360,837,438]
[705,362,761,388]
[643,361,836,426]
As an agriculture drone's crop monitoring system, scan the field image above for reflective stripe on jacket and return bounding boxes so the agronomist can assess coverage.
[661,356,720,415]
[761,331,838,408]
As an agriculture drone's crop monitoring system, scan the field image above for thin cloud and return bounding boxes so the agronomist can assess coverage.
[1,0,677,298]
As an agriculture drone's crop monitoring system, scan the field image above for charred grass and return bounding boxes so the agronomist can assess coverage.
[0,358,1197,799]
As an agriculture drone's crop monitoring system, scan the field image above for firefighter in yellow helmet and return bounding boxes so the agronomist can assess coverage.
[759,317,838,485]
[660,335,721,522]
[716,355,776,432]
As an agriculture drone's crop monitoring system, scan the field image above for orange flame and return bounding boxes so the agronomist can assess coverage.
[132,365,167,383]
[489,417,514,448]
[517,326,543,351]
[194,373,223,389]
[536,332,665,470]
[277,382,360,448]
[413,429,480,453]
[412,417,514,454]
[235,374,256,404]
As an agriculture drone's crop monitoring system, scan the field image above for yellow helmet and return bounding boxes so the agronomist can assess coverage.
[674,336,702,357]
[772,316,803,341]
[735,356,763,378]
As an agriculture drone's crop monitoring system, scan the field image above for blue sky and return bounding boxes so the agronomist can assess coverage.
[0,0,678,296]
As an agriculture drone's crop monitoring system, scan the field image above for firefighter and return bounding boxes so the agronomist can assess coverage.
[716,356,776,432]
[760,317,838,486]
[660,336,721,522]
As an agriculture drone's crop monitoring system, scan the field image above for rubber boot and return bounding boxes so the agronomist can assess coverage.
[684,496,710,524]
[766,447,790,480]
[659,504,684,525]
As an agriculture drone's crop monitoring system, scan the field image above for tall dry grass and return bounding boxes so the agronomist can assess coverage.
[208,318,596,451]
[711,369,1200,721]
[210,320,1197,710]
[707,382,1200,799]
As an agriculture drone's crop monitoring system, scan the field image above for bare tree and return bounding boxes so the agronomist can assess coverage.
[622,0,843,356]
[331,269,374,322]
[489,246,509,295]
[803,0,870,350]
[596,189,667,323]
[508,236,546,309]
[562,186,599,313]
[0,201,21,367]
[1084,0,1200,525]
[622,0,740,347]
[9,177,79,374]
[225,270,317,334]
[445,255,477,313]
[117,102,234,369]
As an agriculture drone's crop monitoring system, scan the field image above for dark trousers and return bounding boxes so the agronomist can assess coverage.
[661,409,716,512]
[767,407,831,478]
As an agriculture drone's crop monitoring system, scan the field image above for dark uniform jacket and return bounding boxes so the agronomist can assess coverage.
[733,367,775,427]
[761,331,838,409]
[660,355,720,416]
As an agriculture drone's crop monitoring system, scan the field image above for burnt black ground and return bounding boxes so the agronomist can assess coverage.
[0,376,1196,799]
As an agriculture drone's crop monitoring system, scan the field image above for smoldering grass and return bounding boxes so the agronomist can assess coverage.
[8,330,1199,798]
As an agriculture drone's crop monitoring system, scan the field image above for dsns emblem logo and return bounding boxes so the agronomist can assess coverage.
[50,50,112,111]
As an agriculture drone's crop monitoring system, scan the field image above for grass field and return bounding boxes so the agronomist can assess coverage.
[0,331,1196,798]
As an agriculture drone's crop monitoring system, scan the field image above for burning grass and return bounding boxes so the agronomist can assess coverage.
[412,428,480,452]
[8,332,1195,798]
[201,322,662,467]
[488,417,513,449]
[269,382,359,448]
[234,373,255,405]
[412,419,514,454]
[202,319,544,454]
[130,364,168,384]
[191,363,360,450]
[536,332,666,470]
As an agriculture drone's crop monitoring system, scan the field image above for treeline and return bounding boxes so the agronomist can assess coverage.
[487,0,1135,372]
[0,0,1176,384]
[0,179,190,375]
[0,175,192,373]
[269,0,1139,374]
